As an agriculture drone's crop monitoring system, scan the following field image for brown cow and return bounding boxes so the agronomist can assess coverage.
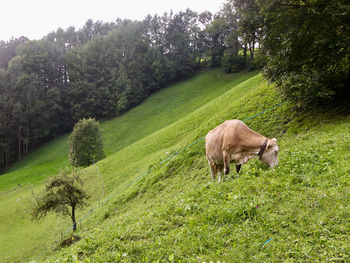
[205,119,279,183]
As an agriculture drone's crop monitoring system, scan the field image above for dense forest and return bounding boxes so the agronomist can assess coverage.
[0,0,349,170]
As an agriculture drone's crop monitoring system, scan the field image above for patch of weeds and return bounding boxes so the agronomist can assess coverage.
[60,235,81,248]
[103,211,110,219]
[290,174,311,186]
[116,188,140,205]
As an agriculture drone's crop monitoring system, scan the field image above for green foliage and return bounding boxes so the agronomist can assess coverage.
[258,0,350,106]
[0,38,71,169]
[32,171,89,231]
[0,13,213,169]
[222,50,245,73]
[69,118,105,168]
[246,51,266,71]
[226,0,263,61]
[205,15,228,67]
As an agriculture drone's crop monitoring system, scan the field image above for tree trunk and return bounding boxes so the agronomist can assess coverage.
[18,126,21,161]
[250,46,254,60]
[5,137,8,168]
[250,40,255,60]
[71,205,77,232]
[64,65,68,87]
[24,141,28,154]
[23,129,28,154]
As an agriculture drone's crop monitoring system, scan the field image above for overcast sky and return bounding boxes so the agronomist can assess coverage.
[1,0,224,41]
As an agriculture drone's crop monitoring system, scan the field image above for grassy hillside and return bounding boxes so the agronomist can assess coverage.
[2,68,350,262]
[0,69,258,263]
[47,84,350,262]
[52,120,350,262]
[0,69,257,192]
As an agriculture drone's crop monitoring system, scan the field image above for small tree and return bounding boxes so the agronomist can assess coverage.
[32,172,89,232]
[69,118,105,168]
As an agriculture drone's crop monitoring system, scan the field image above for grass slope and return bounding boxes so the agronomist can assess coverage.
[0,69,258,263]
[48,77,350,262]
[2,69,349,262]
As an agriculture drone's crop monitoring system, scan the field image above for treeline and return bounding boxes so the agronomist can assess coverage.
[0,7,259,170]
[1,0,349,170]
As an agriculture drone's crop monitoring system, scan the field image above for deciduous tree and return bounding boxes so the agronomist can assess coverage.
[69,118,105,168]
[258,0,350,106]
[32,172,89,232]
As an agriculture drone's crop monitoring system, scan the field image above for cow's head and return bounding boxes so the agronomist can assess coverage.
[260,138,279,167]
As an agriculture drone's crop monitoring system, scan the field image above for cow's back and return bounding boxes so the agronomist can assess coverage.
[221,120,264,150]
[205,120,263,164]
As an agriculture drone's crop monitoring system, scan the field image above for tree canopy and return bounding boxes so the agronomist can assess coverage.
[0,12,220,169]
[69,118,105,168]
[258,0,350,106]
[32,172,89,232]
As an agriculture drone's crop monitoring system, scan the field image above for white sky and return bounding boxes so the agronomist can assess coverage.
[0,0,224,41]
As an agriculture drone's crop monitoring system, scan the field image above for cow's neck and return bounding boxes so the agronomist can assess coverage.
[236,137,268,165]
[243,135,268,153]
[257,139,268,160]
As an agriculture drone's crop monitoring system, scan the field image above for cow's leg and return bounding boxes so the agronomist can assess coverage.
[223,151,230,175]
[236,164,241,173]
[218,166,223,183]
[209,163,216,181]
[206,155,216,181]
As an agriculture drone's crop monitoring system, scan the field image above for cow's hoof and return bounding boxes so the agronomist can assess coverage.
[236,164,241,173]
[224,168,230,175]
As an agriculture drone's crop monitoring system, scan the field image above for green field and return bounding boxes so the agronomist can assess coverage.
[1,69,350,262]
